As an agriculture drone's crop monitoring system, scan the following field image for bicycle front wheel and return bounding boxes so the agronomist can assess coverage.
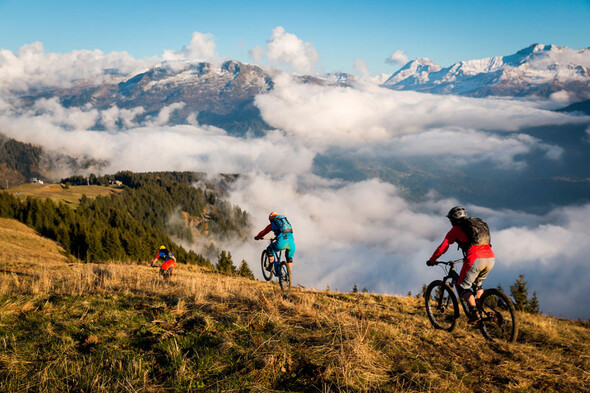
[278,262,291,291]
[261,250,273,281]
[424,280,459,331]
[478,288,518,343]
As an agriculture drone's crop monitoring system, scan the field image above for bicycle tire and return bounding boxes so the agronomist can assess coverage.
[478,288,518,343]
[161,267,173,280]
[278,262,291,291]
[424,280,459,331]
[261,250,273,281]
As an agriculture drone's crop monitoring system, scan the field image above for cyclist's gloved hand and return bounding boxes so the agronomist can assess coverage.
[254,236,260,240]
[426,260,436,266]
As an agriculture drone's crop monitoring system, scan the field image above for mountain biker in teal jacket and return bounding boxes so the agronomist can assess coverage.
[427,206,495,323]
[255,212,295,271]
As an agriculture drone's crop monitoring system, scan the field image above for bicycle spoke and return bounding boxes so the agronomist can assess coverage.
[425,281,458,331]
[479,288,518,343]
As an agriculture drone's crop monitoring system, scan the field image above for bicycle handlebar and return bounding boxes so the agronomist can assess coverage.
[433,258,464,266]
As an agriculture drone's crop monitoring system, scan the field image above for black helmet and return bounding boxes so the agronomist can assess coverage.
[447,206,467,220]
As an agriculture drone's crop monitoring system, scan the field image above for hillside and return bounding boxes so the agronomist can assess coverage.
[0,134,44,187]
[7,183,123,208]
[0,218,587,392]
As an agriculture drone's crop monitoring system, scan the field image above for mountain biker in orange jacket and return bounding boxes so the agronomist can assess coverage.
[427,206,495,323]
[255,212,295,272]
[151,245,176,276]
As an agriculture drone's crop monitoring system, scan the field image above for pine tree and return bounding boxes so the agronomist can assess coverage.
[237,260,255,280]
[510,274,529,312]
[526,291,540,314]
[216,251,235,275]
[352,283,358,293]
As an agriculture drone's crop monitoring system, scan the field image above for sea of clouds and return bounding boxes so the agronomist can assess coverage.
[1,30,589,319]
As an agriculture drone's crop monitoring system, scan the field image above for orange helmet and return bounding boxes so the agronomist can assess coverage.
[268,211,279,220]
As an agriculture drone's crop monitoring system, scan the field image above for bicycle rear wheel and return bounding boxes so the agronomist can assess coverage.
[261,250,273,281]
[424,280,459,331]
[161,267,173,280]
[278,262,291,291]
[478,288,518,343]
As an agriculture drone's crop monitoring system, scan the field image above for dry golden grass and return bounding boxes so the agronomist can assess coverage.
[0,217,588,392]
[0,217,72,267]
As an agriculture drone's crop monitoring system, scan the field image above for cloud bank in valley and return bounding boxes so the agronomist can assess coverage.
[0,32,589,319]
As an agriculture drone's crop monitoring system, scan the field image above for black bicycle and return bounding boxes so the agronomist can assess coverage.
[260,238,292,291]
[424,259,518,343]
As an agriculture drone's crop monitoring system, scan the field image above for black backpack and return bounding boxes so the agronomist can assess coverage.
[457,217,491,253]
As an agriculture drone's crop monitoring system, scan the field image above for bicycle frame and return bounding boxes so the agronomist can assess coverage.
[438,259,478,318]
[426,259,518,342]
[263,237,285,278]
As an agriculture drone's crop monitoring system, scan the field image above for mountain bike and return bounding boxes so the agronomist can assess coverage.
[424,259,518,343]
[151,262,174,280]
[260,238,292,291]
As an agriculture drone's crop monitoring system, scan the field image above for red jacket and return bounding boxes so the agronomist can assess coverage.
[429,225,494,264]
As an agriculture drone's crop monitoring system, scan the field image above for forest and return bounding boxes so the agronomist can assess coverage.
[0,171,251,271]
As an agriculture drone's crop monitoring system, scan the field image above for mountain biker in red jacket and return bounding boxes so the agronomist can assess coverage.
[427,206,495,323]
[151,245,176,276]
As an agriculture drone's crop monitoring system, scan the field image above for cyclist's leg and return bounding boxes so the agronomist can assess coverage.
[265,244,276,271]
[473,258,494,300]
[460,258,495,307]
[284,234,295,271]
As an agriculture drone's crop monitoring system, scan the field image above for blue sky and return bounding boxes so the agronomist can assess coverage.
[1,0,589,75]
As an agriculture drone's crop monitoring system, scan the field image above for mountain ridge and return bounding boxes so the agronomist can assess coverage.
[382,44,590,100]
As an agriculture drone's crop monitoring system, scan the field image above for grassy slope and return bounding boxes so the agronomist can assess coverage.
[6,183,123,208]
[0,218,588,392]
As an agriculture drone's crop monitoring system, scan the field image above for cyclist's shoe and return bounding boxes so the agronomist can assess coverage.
[467,306,481,325]
[265,264,273,272]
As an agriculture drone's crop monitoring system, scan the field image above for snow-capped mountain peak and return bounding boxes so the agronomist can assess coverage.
[382,44,590,100]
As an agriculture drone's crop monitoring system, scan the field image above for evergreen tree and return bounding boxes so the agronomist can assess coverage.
[526,291,540,314]
[510,274,529,312]
[352,283,358,293]
[216,251,235,275]
[237,260,255,280]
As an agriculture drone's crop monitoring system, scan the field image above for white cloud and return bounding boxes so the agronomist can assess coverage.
[253,26,319,74]
[354,58,370,79]
[386,49,409,66]
[99,106,145,130]
[0,31,218,94]
[249,46,265,65]
[0,42,152,92]
[162,31,218,62]
[0,103,316,176]
[145,102,186,127]
[371,128,563,170]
